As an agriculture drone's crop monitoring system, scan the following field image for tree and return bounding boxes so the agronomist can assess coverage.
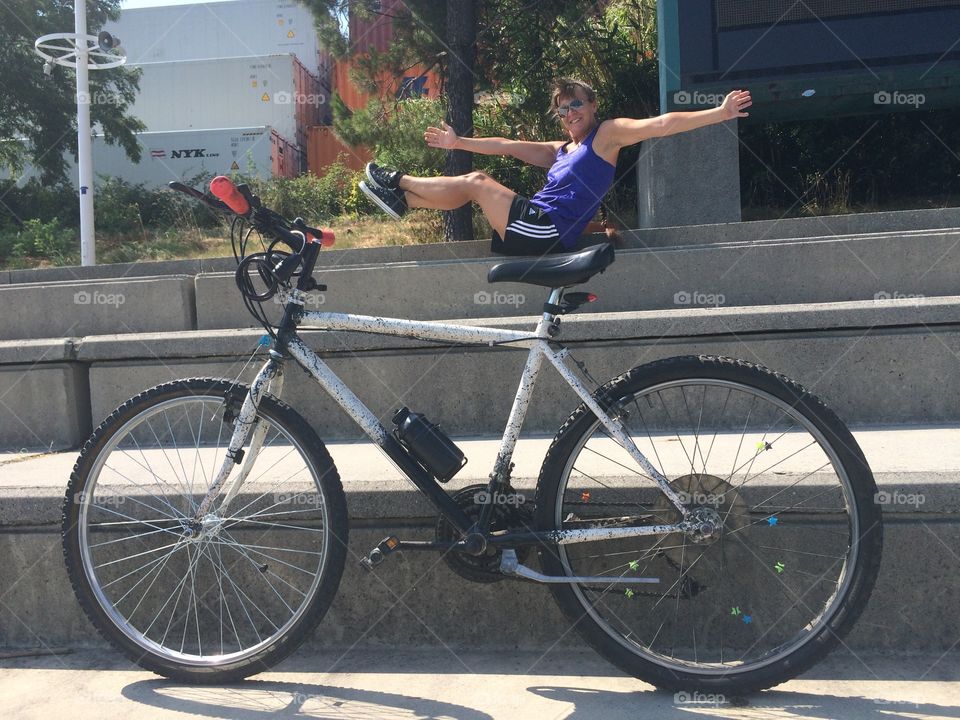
[0,0,144,186]
[442,0,475,241]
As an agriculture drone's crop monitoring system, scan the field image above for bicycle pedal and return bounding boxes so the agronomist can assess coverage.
[359,536,401,571]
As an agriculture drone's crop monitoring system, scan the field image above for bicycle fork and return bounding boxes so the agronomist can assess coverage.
[184,352,284,535]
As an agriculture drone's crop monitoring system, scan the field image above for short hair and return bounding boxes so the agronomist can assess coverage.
[549,78,596,115]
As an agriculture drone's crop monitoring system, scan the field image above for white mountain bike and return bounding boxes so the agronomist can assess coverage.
[61,177,882,693]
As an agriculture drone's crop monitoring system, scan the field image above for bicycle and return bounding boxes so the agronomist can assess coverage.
[62,176,883,693]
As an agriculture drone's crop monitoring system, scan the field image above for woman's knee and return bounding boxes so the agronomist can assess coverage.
[464,170,491,184]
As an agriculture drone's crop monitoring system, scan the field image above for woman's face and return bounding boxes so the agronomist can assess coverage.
[557,88,597,136]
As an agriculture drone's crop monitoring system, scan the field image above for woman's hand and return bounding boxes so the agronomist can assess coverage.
[720,89,752,119]
[424,120,459,150]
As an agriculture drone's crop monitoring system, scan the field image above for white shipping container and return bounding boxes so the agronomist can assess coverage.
[105,0,328,78]
[10,127,301,190]
[129,55,323,149]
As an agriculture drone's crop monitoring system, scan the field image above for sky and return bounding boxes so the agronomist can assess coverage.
[120,0,236,8]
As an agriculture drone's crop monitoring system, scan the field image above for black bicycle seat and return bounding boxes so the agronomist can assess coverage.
[487,243,615,288]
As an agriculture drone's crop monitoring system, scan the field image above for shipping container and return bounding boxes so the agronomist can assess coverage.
[332,58,441,111]
[105,0,328,79]
[8,127,302,190]
[348,0,404,55]
[129,55,325,149]
[307,125,371,175]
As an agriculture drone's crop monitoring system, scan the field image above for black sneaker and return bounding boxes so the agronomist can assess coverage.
[359,180,407,220]
[365,162,404,192]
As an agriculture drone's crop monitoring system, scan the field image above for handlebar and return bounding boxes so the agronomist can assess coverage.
[167,176,336,252]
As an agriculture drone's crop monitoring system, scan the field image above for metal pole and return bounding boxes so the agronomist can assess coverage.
[75,0,95,266]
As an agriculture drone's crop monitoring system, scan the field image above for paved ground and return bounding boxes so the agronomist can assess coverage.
[0,649,957,719]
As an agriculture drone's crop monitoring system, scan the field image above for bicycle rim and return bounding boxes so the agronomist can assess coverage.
[552,377,862,675]
[76,392,332,667]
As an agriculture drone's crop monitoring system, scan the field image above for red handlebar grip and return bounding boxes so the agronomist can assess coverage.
[306,229,336,247]
[210,176,250,216]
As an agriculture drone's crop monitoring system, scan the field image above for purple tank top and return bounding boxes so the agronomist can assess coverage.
[530,124,616,247]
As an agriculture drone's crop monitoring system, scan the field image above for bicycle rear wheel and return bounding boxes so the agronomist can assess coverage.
[535,355,882,694]
[62,378,348,682]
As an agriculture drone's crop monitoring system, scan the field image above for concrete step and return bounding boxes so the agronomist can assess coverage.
[1,426,958,652]
[3,206,958,287]
[3,227,958,343]
[4,297,960,448]
[196,228,960,326]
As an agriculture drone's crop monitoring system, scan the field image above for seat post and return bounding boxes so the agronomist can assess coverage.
[535,287,564,338]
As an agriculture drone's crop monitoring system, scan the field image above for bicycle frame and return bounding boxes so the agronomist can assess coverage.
[193,286,692,546]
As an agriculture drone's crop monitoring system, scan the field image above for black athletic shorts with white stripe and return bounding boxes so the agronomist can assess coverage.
[490,194,570,256]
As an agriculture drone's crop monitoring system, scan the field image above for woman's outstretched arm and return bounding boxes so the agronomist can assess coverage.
[425,121,563,168]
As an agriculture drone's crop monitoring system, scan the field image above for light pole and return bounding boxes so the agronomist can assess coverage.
[35,1,126,267]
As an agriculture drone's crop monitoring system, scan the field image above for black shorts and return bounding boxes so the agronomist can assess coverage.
[491,195,569,256]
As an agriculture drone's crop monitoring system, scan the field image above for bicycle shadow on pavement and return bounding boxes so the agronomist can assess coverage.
[527,686,960,719]
[121,678,493,720]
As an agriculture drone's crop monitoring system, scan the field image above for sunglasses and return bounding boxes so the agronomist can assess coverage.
[556,99,586,117]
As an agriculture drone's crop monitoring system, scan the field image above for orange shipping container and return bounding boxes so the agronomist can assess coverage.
[333,58,441,111]
[307,126,371,175]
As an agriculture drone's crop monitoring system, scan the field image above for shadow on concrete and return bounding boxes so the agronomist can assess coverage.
[528,685,960,719]
[122,678,493,720]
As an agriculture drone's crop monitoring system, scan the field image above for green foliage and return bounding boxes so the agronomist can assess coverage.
[1,218,75,264]
[239,160,373,223]
[334,95,447,177]
[0,0,145,184]
[740,107,960,214]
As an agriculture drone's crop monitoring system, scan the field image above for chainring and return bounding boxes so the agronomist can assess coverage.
[435,483,534,584]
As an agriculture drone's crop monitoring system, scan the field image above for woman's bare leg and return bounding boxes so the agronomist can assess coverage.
[400,172,515,239]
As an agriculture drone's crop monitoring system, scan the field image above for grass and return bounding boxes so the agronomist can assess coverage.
[0,210,456,270]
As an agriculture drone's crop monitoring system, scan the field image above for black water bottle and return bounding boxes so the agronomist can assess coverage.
[392,407,467,483]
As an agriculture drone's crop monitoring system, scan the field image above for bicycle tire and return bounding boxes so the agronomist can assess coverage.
[534,355,882,694]
[62,377,349,683]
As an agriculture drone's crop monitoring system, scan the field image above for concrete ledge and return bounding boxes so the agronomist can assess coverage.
[0,276,196,339]
[194,230,960,326]
[4,206,958,289]
[0,363,89,450]
[2,298,960,446]
[625,206,960,247]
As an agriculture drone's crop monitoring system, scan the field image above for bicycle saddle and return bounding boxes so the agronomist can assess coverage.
[487,243,615,288]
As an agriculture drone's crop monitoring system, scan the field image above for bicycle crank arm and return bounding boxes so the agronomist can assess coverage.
[499,550,659,584]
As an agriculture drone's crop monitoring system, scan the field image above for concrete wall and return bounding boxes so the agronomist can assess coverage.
[0,276,196,339]
[1,478,956,650]
[637,120,742,228]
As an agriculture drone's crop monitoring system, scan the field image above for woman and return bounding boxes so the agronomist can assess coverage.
[360,78,751,255]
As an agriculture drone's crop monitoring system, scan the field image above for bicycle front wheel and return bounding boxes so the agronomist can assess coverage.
[62,378,348,682]
[535,355,882,694]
